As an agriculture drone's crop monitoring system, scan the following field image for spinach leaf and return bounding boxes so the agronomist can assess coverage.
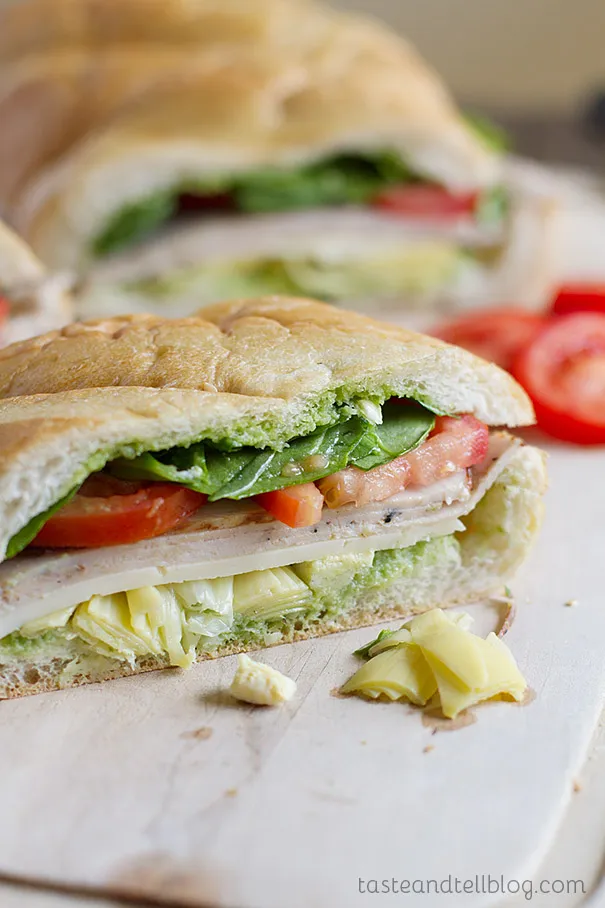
[110,402,434,500]
[92,151,415,256]
[5,487,80,559]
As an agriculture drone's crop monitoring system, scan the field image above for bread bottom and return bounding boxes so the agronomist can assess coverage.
[0,445,546,698]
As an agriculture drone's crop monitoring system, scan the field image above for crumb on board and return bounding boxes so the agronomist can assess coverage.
[573,780,582,793]
[564,599,578,608]
[181,726,213,741]
[225,788,238,798]
[360,740,367,746]
[423,745,435,754]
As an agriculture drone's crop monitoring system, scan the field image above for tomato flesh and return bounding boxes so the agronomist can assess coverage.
[255,483,325,528]
[32,475,207,548]
[551,283,605,316]
[432,307,548,371]
[372,185,477,218]
[512,313,605,444]
[318,414,489,509]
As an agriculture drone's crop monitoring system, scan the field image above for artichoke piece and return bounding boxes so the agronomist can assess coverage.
[409,608,489,691]
[233,567,312,620]
[341,645,437,705]
[368,627,412,658]
[20,604,76,637]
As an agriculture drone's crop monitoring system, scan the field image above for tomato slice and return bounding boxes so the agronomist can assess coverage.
[318,414,489,508]
[372,185,477,218]
[432,308,548,371]
[0,296,9,323]
[551,283,605,316]
[32,475,207,548]
[512,313,605,444]
[255,483,324,528]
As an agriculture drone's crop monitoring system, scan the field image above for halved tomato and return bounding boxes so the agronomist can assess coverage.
[551,283,605,316]
[318,414,489,508]
[372,185,477,218]
[255,483,324,528]
[512,313,605,445]
[32,475,207,548]
[432,308,548,371]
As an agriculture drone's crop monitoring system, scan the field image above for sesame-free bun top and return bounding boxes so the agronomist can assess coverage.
[0,296,531,425]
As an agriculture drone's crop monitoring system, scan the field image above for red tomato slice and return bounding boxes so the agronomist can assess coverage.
[432,308,548,371]
[0,296,9,323]
[551,283,605,316]
[512,313,605,445]
[32,475,207,548]
[372,185,477,218]
[255,483,324,528]
[318,414,489,509]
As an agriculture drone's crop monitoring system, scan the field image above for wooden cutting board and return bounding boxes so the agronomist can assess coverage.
[0,439,603,908]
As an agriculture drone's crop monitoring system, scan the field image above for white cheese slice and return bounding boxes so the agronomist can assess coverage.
[0,435,518,639]
[88,207,504,287]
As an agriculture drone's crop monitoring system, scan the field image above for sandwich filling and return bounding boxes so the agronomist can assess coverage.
[82,134,507,311]
[0,387,521,675]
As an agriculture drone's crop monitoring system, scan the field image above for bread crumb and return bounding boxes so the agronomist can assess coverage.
[573,780,582,793]
[360,740,367,746]
[564,599,578,608]
[181,726,213,741]
[225,788,238,798]
[423,745,435,754]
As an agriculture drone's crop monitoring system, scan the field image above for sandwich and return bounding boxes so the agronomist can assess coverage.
[0,296,546,698]
[0,219,72,344]
[1,0,552,316]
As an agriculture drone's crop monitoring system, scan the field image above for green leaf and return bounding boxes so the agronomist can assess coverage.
[354,628,395,659]
[92,151,415,256]
[464,112,511,153]
[5,486,80,559]
[93,192,177,256]
[111,403,435,501]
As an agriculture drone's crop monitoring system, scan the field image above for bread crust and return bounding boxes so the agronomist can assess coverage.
[0,298,532,423]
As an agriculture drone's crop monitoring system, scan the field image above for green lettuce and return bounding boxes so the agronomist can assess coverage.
[93,151,414,256]
[5,488,80,559]
[110,401,435,500]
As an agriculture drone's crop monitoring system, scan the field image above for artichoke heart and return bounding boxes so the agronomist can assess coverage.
[341,644,437,705]
[233,566,312,619]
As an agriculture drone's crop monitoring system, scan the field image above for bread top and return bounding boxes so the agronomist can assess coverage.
[5,2,498,266]
[0,296,531,425]
[0,0,324,60]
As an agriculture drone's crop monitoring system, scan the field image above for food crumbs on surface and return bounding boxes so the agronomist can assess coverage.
[573,780,582,793]
[423,744,435,753]
[230,654,296,706]
[331,686,348,698]
[181,726,213,741]
[341,609,527,725]
[225,788,238,798]
[360,740,367,746]
[564,599,578,608]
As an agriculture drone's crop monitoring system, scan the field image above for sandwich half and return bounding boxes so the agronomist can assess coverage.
[2,0,553,315]
[0,297,546,698]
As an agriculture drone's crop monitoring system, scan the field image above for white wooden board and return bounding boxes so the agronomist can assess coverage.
[0,441,603,908]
